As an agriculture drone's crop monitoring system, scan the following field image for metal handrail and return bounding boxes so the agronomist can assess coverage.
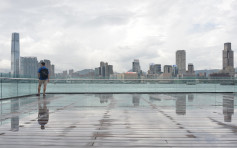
[0,77,236,81]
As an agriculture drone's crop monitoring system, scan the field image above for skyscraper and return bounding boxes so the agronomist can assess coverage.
[11,33,20,77]
[95,61,113,78]
[223,42,234,76]
[20,57,38,78]
[187,63,194,74]
[39,59,55,78]
[164,65,172,74]
[176,50,186,76]
[149,64,161,74]
[163,65,173,78]
[132,59,141,74]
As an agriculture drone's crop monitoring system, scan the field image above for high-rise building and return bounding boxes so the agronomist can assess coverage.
[20,57,38,78]
[176,50,186,76]
[39,59,55,78]
[51,65,55,78]
[187,63,195,74]
[164,65,172,73]
[163,65,173,78]
[62,70,68,77]
[149,64,161,74]
[95,61,113,78]
[132,59,141,73]
[108,65,113,75]
[223,42,234,76]
[69,69,74,76]
[11,33,20,77]
[172,65,178,77]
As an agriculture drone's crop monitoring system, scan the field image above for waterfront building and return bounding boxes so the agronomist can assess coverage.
[62,70,68,77]
[223,42,235,76]
[172,65,178,77]
[69,69,74,76]
[163,65,173,78]
[124,72,138,79]
[11,33,20,77]
[132,59,141,75]
[39,59,55,78]
[20,57,38,78]
[176,50,186,76]
[51,65,55,78]
[147,64,162,79]
[148,64,161,74]
[95,61,113,78]
[110,73,124,79]
[187,63,194,74]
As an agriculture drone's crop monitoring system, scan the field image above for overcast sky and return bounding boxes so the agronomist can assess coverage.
[0,0,237,73]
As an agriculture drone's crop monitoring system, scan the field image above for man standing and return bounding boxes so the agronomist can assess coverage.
[37,62,49,96]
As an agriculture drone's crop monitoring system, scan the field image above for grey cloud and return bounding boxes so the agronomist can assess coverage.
[1,0,237,73]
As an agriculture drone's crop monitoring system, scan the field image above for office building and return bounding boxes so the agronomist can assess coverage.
[20,57,38,78]
[148,64,161,74]
[172,65,178,77]
[69,69,74,76]
[163,65,173,78]
[176,50,186,76]
[95,61,113,78]
[132,59,141,75]
[11,33,20,77]
[62,70,68,77]
[223,42,235,76]
[187,63,194,74]
[39,59,55,78]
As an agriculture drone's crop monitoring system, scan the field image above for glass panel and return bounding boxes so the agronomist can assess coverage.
[1,78,237,99]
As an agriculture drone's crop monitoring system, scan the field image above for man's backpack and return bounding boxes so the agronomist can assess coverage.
[40,69,48,79]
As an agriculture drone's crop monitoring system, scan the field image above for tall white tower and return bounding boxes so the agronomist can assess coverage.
[176,50,186,76]
[11,33,20,78]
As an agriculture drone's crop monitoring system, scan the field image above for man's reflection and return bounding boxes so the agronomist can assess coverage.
[223,95,234,122]
[95,94,113,104]
[132,94,140,107]
[188,94,194,102]
[175,94,186,115]
[11,98,19,131]
[38,97,49,130]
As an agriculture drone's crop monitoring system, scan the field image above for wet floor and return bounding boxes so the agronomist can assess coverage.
[0,93,237,147]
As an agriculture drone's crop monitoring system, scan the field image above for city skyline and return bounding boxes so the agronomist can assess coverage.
[3,32,237,75]
[1,0,237,72]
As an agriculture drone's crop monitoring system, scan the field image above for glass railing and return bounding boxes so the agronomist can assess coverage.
[0,76,237,99]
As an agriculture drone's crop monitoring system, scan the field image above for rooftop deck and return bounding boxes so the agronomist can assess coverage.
[0,93,237,147]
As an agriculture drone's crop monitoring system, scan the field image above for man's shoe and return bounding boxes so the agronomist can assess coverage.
[36,94,40,96]
[43,94,46,97]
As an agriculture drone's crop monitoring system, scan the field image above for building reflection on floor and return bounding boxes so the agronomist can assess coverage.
[11,98,19,131]
[188,94,194,102]
[175,94,186,115]
[95,94,113,104]
[223,95,234,122]
[132,94,140,107]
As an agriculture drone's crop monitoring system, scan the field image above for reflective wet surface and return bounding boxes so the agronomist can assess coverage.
[0,93,237,147]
